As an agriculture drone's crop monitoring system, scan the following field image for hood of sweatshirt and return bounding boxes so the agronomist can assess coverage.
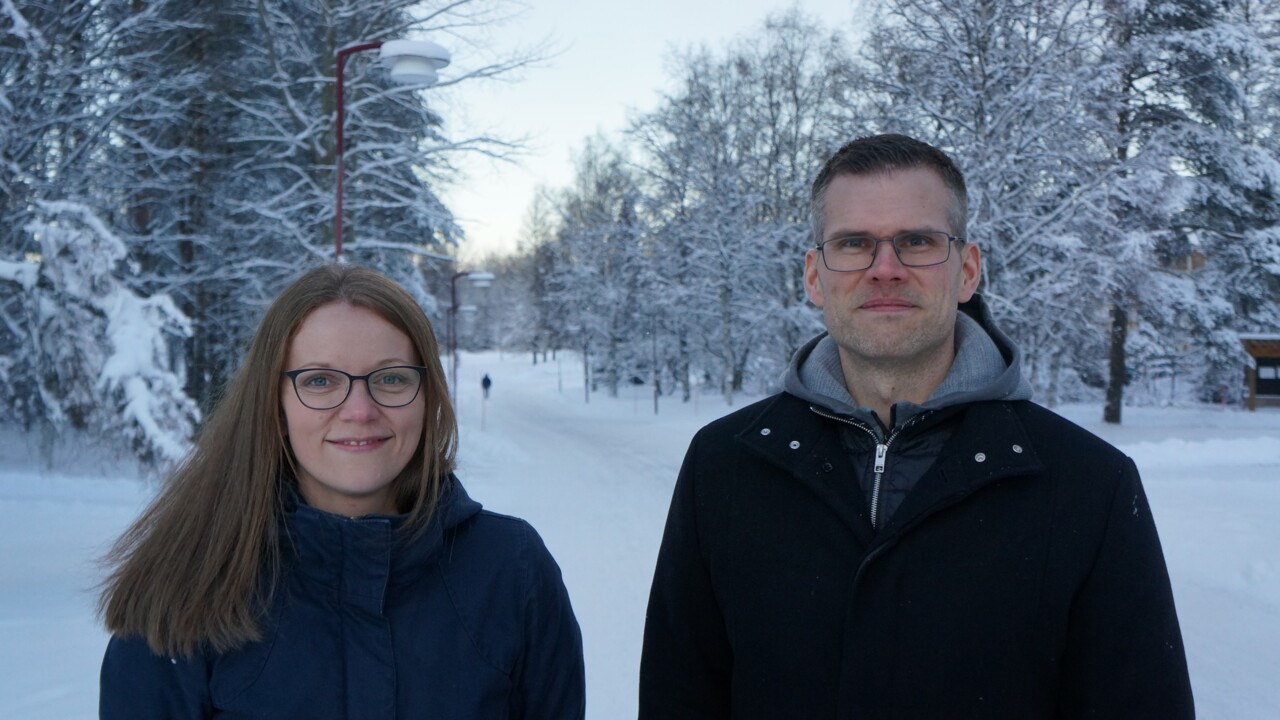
[783,293,1032,433]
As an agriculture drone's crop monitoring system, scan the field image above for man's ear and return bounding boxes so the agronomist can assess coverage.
[804,248,825,308]
[957,241,981,302]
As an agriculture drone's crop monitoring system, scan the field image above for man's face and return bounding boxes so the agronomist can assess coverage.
[804,168,980,371]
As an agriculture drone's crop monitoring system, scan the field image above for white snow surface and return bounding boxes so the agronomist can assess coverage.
[1,350,1278,718]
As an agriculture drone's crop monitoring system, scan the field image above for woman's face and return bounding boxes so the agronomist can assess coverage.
[281,302,425,517]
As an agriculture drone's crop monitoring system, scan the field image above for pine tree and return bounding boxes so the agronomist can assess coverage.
[1087,0,1260,418]
[1,0,537,464]
[23,201,198,466]
[1,0,209,455]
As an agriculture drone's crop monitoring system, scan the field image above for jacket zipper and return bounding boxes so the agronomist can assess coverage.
[809,407,931,529]
[871,443,888,528]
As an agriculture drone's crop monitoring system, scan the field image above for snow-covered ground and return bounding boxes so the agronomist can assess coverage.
[2,350,1278,718]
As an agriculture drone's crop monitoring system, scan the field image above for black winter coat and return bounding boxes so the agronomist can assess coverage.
[100,479,585,719]
[640,393,1193,719]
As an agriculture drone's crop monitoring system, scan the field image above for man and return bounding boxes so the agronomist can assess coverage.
[639,134,1193,718]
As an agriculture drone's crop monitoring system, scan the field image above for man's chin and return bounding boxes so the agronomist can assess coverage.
[831,329,939,366]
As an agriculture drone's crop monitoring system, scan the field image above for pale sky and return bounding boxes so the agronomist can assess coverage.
[437,0,858,263]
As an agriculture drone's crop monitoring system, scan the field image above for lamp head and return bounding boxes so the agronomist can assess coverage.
[380,40,451,86]
[467,272,495,289]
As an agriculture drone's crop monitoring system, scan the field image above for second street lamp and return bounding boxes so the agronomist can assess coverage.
[333,39,450,261]
[449,271,495,405]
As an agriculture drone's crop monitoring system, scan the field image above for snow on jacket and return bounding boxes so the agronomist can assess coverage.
[639,298,1192,719]
[100,477,585,720]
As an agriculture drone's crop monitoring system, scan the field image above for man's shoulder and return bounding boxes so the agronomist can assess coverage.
[997,400,1130,467]
[694,392,809,440]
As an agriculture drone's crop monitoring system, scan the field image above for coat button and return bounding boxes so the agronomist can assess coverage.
[822,462,833,472]
[760,428,771,436]
[1012,444,1023,454]
[789,440,801,450]
[974,453,987,463]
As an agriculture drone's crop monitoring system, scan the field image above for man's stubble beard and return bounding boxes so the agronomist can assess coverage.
[824,304,956,373]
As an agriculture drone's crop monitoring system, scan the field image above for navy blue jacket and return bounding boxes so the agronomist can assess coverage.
[640,394,1193,718]
[101,478,585,719]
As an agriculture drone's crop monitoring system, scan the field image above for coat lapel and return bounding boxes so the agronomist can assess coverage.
[734,394,877,548]
[877,401,1045,545]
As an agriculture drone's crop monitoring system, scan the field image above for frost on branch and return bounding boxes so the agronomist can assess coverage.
[23,201,199,467]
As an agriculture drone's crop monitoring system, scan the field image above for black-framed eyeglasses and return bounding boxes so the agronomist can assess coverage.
[816,231,964,272]
[281,366,428,410]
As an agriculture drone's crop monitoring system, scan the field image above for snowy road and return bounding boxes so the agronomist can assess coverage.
[453,352,707,720]
[1,350,1278,718]
[455,356,1280,719]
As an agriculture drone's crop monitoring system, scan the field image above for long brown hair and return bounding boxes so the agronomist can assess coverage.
[98,264,458,656]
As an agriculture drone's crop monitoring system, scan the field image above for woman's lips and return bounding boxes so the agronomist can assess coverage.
[328,437,390,452]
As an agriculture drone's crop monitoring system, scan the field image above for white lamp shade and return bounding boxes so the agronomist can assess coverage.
[467,272,496,288]
[380,40,450,86]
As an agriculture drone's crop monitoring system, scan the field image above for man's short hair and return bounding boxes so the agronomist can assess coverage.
[810,133,969,246]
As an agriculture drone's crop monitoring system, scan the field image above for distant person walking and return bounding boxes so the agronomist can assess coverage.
[482,373,492,399]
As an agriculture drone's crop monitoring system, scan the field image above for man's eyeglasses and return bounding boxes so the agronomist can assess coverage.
[281,366,427,410]
[816,231,964,272]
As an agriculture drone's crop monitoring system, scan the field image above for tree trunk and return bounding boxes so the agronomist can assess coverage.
[1047,349,1061,409]
[582,340,590,404]
[606,330,620,398]
[719,285,735,406]
[1104,301,1127,424]
[678,332,691,403]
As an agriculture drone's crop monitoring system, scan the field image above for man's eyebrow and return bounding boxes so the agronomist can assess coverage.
[824,227,943,239]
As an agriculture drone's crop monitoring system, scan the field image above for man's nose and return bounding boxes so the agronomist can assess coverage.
[865,239,907,280]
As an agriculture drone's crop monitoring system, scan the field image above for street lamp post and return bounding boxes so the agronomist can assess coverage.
[449,271,495,404]
[333,39,450,261]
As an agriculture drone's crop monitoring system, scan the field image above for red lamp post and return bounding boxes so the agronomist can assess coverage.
[333,39,450,261]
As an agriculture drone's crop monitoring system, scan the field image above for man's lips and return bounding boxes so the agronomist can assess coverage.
[860,297,916,311]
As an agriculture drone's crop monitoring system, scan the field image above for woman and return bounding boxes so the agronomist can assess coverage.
[98,264,585,718]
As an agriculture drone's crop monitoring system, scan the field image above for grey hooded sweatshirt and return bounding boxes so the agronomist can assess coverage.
[783,294,1032,528]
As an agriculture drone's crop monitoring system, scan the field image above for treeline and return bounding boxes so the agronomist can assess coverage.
[1,1,526,466]
[4,1,1280,469]
[482,1,1280,418]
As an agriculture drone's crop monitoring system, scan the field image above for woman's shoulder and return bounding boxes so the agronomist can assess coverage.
[423,480,573,630]
[442,509,561,579]
[101,633,214,718]
[429,508,577,669]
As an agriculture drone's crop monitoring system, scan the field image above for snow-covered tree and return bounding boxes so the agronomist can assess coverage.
[852,0,1272,415]
[626,10,849,402]
[1187,0,1280,397]
[1,0,211,449]
[2,0,541,465]
[543,138,647,398]
[854,0,1110,405]
[16,202,198,467]
[1082,0,1265,418]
